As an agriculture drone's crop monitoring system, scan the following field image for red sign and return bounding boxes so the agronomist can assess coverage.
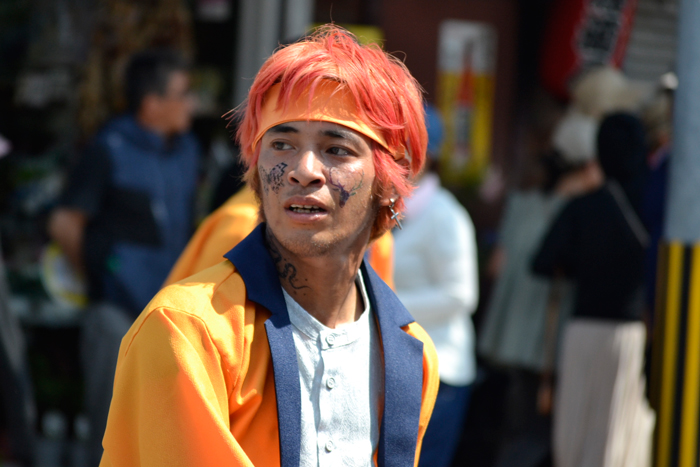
[540,0,638,100]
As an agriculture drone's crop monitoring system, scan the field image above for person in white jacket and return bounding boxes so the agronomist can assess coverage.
[393,105,479,467]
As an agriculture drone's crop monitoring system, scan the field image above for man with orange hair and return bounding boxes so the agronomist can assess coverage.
[100,26,438,467]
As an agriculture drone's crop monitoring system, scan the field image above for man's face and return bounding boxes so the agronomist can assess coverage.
[155,70,194,135]
[257,120,380,257]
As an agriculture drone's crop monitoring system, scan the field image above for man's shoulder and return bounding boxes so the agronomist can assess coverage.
[146,260,257,328]
[561,187,609,221]
[177,130,200,151]
[95,114,133,140]
[571,186,607,205]
[170,131,200,165]
[78,117,130,159]
[89,115,138,158]
[216,187,259,223]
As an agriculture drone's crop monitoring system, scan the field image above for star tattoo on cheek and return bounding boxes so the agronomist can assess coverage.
[261,162,288,194]
[328,167,364,208]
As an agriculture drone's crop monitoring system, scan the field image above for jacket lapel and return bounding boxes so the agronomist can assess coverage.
[361,262,425,467]
[225,224,425,467]
[224,224,301,467]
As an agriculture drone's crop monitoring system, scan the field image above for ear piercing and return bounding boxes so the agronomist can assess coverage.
[389,199,402,230]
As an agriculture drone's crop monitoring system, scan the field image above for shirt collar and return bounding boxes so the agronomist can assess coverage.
[283,272,371,347]
[224,223,415,327]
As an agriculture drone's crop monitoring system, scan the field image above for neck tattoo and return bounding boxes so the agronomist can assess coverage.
[266,231,310,291]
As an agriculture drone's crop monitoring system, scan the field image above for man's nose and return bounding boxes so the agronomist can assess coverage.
[289,149,326,187]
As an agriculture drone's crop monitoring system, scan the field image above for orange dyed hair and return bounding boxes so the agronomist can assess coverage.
[234,25,427,239]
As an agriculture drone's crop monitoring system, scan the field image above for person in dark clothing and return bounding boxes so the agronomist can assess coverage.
[0,238,35,467]
[47,48,200,467]
[640,86,674,315]
[532,113,655,467]
[49,49,199,317]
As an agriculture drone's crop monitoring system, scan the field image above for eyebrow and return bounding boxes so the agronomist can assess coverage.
[321,128,362,145]
[267,124,299,134]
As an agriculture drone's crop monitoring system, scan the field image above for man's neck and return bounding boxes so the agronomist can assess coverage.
[266,230,367,329]
[136,111,170,138]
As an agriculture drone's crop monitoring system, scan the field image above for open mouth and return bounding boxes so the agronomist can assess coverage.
[289,204,326,214]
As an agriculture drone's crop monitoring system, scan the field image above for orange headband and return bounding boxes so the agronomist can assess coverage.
[252,81,401,159]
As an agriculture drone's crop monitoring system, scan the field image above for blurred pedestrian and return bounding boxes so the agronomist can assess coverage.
[532,113,655,467]
[640,79,674,315]
[0,236,35,467]
[393,105,479,467]
[477,106,602,467]
[48,48,200,466]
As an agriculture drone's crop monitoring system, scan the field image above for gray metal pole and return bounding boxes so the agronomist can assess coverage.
[664,0,700,242]
[284,0,314,41]
[233,0,316,107]
[651,2,700,466]
[233,0,282,107]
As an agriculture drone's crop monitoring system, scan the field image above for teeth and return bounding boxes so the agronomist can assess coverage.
[290,204,322,213]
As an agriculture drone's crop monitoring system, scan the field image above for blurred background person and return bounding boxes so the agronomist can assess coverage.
[393,105,479,467]
[638,77,675,388]
[477,106,601,467]
[0,231,35,467]
[47,48,200,466]
[532,113,655,467]
[640,75,675,318]
[0,136,35,467]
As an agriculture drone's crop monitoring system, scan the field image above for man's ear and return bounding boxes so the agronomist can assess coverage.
[377,156,410,207]
[378,193,398,208]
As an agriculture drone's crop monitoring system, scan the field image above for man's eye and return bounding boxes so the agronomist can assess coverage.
[328,146,351,156]
[272,141,293,150]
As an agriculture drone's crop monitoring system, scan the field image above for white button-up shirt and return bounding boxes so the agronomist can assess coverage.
[283,273,384,467]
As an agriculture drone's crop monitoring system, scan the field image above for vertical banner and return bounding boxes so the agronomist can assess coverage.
[437,20,497,185]
[539,0,638,100]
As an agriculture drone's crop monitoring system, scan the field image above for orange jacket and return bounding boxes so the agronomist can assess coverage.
[164,186,395,288]
[101,225,438,467]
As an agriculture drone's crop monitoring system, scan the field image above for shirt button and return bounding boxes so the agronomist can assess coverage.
[326,377,336,389]
[326,335,336,346]
[325,440,335,452]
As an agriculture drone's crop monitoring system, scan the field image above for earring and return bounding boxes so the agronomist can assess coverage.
[389,199,403,230]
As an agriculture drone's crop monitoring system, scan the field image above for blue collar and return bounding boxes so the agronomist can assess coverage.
[107,114,183,154]
[224,224,425,467]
